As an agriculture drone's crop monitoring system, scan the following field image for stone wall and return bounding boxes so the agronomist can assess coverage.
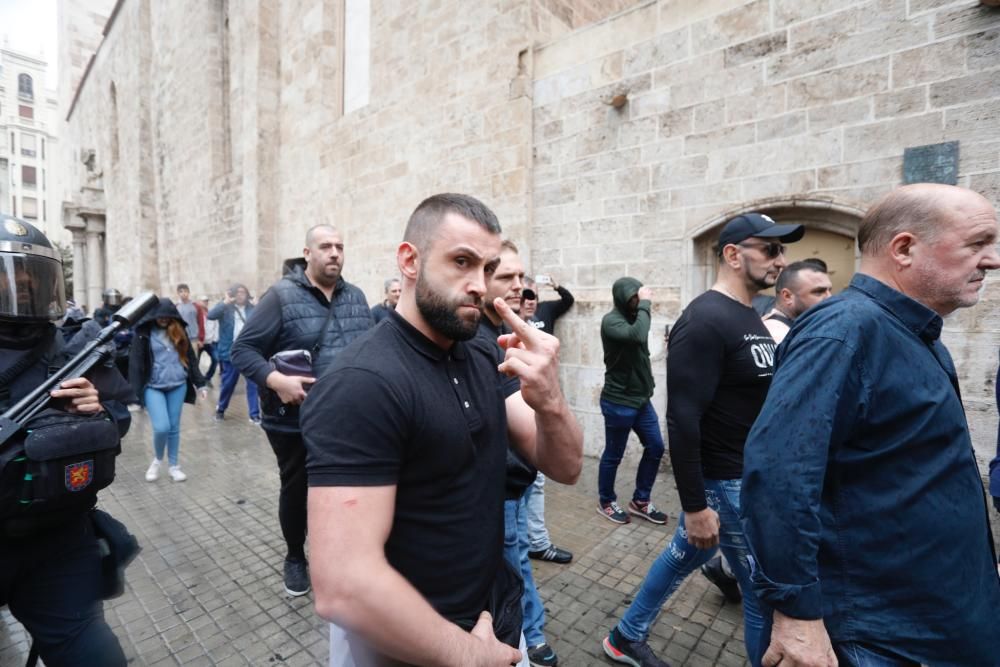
[530,0,1000,461]
[59,0,1000,466]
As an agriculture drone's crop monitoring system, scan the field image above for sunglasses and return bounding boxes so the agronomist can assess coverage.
[738,241,786,258]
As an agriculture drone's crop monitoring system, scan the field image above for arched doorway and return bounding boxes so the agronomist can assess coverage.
[686,197,866,303]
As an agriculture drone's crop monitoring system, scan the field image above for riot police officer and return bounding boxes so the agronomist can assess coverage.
[0,214,131,666]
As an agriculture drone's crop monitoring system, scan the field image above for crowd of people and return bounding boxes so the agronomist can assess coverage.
[4,181,999,667]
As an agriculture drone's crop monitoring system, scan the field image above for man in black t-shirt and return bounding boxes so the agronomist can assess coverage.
[301,193,583,667]
[522,275,574,336]
[601,213,803,667]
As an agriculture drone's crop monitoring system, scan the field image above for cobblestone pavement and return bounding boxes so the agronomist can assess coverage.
[15,380,964,665]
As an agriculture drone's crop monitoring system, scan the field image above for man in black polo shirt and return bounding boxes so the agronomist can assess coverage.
[301,193,583,667]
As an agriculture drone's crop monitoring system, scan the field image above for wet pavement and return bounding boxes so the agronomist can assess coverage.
[2,382,994,665]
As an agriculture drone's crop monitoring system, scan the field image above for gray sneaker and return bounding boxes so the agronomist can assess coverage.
[283,558,310,596]
[602,626,671,667]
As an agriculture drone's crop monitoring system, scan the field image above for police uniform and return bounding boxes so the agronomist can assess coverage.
[0,214,131,666]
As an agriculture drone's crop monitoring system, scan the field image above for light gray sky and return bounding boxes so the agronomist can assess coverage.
[0,0,58,88]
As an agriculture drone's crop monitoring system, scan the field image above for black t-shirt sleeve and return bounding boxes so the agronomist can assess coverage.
[667,312,725,512]
[535,287,574,327]
[302,366,410,487]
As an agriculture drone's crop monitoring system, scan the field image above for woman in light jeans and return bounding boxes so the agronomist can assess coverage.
[129,298,206,482]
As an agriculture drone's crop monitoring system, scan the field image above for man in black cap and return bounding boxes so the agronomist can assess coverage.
[601,212,802,667]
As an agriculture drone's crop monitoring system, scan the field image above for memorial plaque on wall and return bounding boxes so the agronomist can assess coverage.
[903,141,959,185]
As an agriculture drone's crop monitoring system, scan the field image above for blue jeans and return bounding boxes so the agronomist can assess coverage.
[598,398,665,504]
[503,498,545,647]
[833,643,919,667]
[217,359,259,418]
[617,478,765,666]
[144,384,187,466]
[524,473,551,552]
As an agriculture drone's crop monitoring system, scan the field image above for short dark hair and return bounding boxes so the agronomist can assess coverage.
[776,260,827,293]
[800,257,827,272]
[177,283,190,292]
[857,187,939,255]
[403,193,501,252]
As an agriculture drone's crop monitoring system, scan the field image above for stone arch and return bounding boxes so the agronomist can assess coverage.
[685,196,867,304]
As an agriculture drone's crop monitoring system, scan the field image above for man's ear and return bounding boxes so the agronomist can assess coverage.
[887,232,917,268]
[721,244,742,270]
[397,242,419,280]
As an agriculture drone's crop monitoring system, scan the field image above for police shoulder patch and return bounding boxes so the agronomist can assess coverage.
[65,460,94,492]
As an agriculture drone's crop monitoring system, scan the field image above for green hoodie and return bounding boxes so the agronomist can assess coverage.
[600,277,654,408]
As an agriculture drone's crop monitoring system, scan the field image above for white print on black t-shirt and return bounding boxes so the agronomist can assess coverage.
[750,342,776,370]
[743,333,771,342]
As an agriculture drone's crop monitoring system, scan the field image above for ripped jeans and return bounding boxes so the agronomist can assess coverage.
[616,478,765,666]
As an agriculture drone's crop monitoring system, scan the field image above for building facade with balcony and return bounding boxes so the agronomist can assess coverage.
[0,45,62,244]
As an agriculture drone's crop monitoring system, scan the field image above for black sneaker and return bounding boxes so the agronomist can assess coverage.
[627,500,668,525]
[700,555,742,603]
[527,642,558,667]
[213,411,225,422]
[283,558,310,596]
[528,545,573,564]
[598,501,630,524]
[602,626,671,667]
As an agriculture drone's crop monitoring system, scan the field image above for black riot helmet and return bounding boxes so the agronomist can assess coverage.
[102,288,123,308]
[0,214,66,322]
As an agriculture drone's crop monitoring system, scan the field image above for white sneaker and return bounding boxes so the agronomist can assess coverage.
[168,466,187,482]
[145,459,161,482]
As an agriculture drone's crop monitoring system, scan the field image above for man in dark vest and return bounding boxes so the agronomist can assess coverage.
[232,224,372,597]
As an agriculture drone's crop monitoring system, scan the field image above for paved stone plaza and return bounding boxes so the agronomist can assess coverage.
[0,385,748,666]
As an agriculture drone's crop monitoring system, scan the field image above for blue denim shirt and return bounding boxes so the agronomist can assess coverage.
[148,329,187,390]
[991,349,1000,507]
[741,273,1000,665]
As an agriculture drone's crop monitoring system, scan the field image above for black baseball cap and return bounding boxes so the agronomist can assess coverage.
[717,213,804,252]
[521,288,537,300]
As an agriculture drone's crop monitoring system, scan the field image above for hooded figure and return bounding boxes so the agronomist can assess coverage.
[600,277,655,407]
[129,297,206,483]
[129,297,205,407]
[595,277,667,527]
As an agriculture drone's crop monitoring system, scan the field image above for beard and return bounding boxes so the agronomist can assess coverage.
[746,265,778,292]
[415,271,481,341]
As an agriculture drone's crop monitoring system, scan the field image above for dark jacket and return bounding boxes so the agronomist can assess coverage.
[206,291,254,362]
[129,298,205,406]
[600,277,654,408]
[0,323,134,536]
[231,261,373,432]
[991,348,1000,513]
[371,302,394,324]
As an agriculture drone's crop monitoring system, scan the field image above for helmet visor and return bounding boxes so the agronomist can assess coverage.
[0,253,66,320]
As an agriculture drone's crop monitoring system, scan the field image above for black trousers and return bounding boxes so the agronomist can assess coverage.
[265,430,308,560]
[0,516,126,667]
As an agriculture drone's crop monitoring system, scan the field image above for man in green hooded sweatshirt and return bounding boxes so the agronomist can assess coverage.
[597,277,668,526]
